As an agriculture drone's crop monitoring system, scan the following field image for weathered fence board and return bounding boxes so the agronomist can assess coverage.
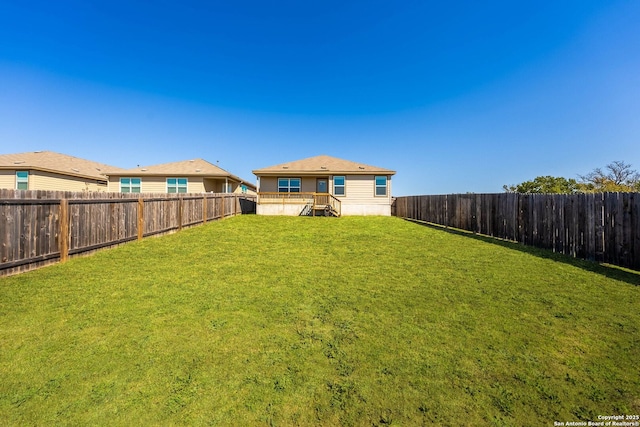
[0,190,256,276]
[393,193,640,271]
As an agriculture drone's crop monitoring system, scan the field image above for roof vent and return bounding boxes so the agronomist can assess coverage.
[189,160,195,162]
[359,166,365,169]
[13,161,25,164]
[195,169,202,172]
[71,168,80,172]
[283,166,289,169]
[321,166,327,169]
[141,168,148,171]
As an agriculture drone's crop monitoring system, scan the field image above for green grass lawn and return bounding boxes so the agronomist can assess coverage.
[1,215,638,426]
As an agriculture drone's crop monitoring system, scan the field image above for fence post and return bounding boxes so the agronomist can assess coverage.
[445,195,449,229]
[137,197,144,240]
[59,199,69,263]
[178,196,183,231]
[221,195,225,219]
[203,195,207,224]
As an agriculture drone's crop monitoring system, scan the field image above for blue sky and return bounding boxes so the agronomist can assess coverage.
[1,0,638,195]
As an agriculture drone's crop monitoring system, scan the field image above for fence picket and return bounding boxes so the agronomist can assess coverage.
[393,192,640,271]
[1,191,256,276]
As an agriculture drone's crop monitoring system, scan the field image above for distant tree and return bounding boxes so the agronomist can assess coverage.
[503,176,581,194]
[578,161,640,192]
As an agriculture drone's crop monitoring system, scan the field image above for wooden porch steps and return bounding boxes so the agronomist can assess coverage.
[312,205,340,217]
[300,204,340,217]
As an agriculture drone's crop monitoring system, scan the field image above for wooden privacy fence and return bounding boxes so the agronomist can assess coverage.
[0,190,256,276]
[393,193,640,271]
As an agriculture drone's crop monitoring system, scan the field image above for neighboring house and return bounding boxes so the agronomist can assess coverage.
[0,151,125,192]
[252,155,396,216]
[106,158,257,195]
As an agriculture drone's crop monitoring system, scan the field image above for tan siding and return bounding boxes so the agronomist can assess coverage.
[301,177,317,192]
[30,171,108,192]
[107,176,120,192]
[337,175,390,206]
[203,179,221,193]
[204,178,238,193]
[0,170,15,189]
[142,177,172,193]
[259,175,391,203]
[257,173,392,216]
[258,176,325,193]
[204,179,249,194]
[108,176,160,193]
[259,177,278,192]
[188,178,205,193]
[108,176,205,193]
[90,181,109,192]
[1,169,110,192]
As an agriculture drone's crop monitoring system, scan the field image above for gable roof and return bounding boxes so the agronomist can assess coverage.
[108,158,256,188]
[252,155,396,176]
[0,151,126,181]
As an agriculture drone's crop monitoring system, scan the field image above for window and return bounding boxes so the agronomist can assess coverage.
[16,171,29,190]
[375,176,387,196]
[167,178,188,193]
[278,178,301,193]
[120,178,141,193]
[222,182,233,193]
[334,176,345,196]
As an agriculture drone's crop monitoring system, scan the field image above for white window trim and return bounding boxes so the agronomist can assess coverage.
[375,176,388,197]
[16,171,29,190]
[333,175,346,197]
[167,178,188,193]
[120,177,141,193]
[278,177,301,193]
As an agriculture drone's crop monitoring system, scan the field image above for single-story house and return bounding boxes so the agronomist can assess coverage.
[0,151,125,192]
[106,158,257,195]
[252,155,396,216]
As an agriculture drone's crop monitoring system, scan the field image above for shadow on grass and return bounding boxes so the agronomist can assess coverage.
[404,219,640,287]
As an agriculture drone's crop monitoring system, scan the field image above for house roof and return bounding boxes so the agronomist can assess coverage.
[252,155,396,176]
[108,158,256,189]
[0,151,126,181]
